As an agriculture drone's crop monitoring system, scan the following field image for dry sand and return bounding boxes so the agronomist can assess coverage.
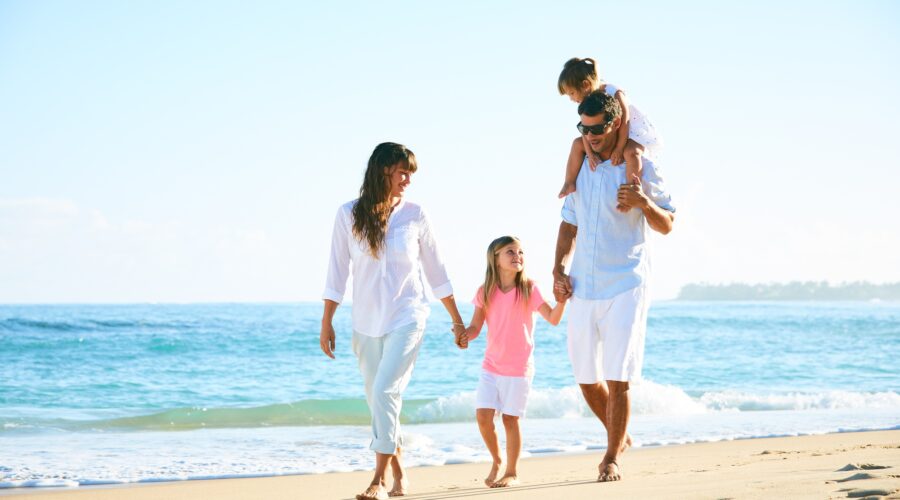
[4,430,898,500]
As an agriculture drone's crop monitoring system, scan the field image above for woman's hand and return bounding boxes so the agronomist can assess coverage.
[320,321,336,359]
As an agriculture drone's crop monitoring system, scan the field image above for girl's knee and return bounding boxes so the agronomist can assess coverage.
[625,141,644,158]
[476,409,496,427]
[501,414,519,426]
[571,137,585,152]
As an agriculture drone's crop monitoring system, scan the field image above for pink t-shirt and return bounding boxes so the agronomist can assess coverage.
[471,283,546,377]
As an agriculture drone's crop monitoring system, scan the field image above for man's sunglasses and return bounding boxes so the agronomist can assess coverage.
[576,119,613,135]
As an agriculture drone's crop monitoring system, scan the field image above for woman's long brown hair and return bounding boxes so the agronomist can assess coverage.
[351,142,418,257]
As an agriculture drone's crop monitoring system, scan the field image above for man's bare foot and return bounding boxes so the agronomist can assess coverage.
[559,182,576,198]
[356,483,388,500]
[491,473,519,488]
[597,460,621,482]
[388,476,408,497]
[484,461,502,487]
[622,433,633,453]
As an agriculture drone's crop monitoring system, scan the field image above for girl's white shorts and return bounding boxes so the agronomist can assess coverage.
[474,369,532,417]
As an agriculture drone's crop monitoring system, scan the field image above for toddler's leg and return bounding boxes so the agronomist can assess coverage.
[492,414,521,487]
[559,137,585,198]
[617,140,645,212]
[476,409,503,487]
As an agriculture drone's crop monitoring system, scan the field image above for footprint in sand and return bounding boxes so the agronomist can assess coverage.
[844,488,894,498]
[829,464,898,499]
[836,472,880,482]
[837,463,890,472]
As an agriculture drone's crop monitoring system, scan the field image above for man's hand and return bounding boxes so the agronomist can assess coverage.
[617,174,649,211]
[320,322,336,359]
[452,324,468,349]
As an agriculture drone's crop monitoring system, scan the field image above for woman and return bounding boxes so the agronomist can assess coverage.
[320,142,466,500]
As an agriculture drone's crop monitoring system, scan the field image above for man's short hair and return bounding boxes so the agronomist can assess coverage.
[577,90,621,121]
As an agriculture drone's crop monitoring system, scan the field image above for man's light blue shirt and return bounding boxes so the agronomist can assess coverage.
[561,156,675,300]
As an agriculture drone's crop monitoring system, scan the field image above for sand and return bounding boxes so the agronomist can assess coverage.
[3,430,898,499]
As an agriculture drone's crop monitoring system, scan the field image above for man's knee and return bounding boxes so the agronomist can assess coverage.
[579,382,607,397]
[607,380,630,394]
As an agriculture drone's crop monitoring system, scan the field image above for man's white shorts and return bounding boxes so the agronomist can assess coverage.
[474,369,532,417]
[567,287,649,384]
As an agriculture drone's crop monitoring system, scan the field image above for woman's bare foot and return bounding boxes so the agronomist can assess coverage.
[491,473,519,488]
[597,460,621,482]
[559,182,576,198]
[356,483,388,500]
[484,461,502,487]
[388,476,408,497]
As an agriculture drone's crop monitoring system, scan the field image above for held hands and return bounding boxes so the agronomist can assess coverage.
[553,271,573,303]
[452,323,468,349]
[617,173,648,212]
[320,322,336,359]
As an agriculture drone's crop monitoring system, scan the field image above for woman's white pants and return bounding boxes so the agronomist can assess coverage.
[352,322,424,455]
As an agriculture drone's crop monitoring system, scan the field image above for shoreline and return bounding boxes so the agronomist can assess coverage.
[4,429,898,499]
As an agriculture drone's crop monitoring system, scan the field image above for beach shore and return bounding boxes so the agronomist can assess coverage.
[4,430,898,499]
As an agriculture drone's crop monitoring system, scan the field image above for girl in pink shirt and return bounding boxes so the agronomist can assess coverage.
[457,235,570,488]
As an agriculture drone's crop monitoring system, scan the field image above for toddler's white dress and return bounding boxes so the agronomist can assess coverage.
[604,82,662,160]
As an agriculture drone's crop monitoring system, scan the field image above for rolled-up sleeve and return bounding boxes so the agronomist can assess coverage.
[417,210,454,299]
[561,194,578,226]
[322,206,351,303]
[642,159,675,213]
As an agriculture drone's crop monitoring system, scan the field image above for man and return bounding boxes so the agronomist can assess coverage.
[553,90,675,482]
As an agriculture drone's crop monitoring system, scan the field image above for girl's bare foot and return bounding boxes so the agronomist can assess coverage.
[356,483,388,500]
[484,461,502,487]
[491,473,519,488]
[597,460,621,482]
[559,182,576,198]
[388,476,408,497]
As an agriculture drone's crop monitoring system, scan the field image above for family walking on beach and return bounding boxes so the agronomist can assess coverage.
[320,57,676,500]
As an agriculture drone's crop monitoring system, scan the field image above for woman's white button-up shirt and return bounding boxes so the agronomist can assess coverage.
[323,199,454,337]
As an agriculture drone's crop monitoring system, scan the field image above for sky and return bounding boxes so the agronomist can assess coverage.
[1,0,899,303]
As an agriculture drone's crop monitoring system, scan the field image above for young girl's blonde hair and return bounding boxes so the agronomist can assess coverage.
[481,236,532,313]
[557,57,601,95]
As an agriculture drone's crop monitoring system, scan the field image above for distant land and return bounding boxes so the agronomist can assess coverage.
[676,281,900,301]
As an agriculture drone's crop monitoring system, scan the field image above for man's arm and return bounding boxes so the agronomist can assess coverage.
[553,221,577,299]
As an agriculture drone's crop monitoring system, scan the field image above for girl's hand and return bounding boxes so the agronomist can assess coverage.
[611,148,625,166]
[320,322,336,359]
[582,135,600,171]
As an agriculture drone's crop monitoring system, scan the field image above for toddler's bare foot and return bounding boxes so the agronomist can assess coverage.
[597,460,621,482]
[484,461,501,487]
[616,202,630,213]
[356,483,388,500]
[559,182,576,198]
[388,476,408,497]
[491,473,519,488]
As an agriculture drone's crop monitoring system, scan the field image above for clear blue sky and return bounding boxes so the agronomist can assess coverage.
[1,0,898,303]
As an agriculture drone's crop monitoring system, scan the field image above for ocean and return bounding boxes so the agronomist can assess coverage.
[1,301,898,490]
